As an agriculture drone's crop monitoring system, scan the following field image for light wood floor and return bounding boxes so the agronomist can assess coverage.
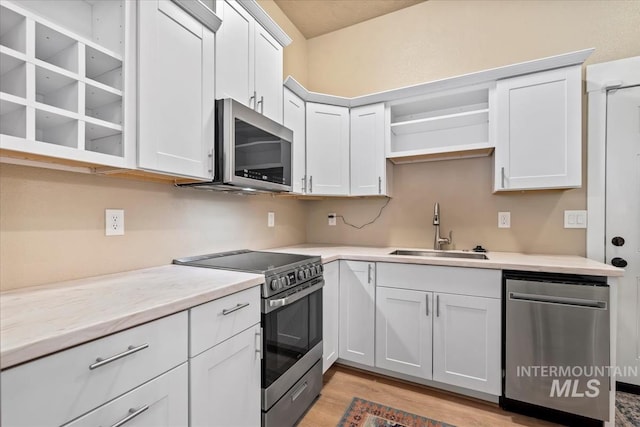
[299,364,560,427]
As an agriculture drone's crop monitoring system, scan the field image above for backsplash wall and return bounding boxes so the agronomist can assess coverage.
[0,164,307,291]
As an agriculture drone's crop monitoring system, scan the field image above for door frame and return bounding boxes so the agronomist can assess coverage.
[586,56,640,262]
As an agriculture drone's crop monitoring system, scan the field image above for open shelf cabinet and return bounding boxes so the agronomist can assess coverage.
[386,85,495,164]
[0,0,133,169]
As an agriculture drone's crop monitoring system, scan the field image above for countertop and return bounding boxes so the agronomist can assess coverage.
[268,244,624,277]
[0,265,263,370]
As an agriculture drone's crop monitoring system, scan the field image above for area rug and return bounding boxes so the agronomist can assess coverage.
[616,391,640,427]
[337,397,456,427]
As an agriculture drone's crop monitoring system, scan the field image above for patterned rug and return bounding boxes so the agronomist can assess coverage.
[337,397,456,427]
[616,391,640,427]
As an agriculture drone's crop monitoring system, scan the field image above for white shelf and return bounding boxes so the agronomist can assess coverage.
[35,23,79,73]
[85,121,122,157]
[85,83,122,124]
[0,52,26,98]
[391,109,489,136]
[0,99,26,138]
[35,66,78,113]
[86,46,122,90]
[0,5,26,53]
[35,108,78,148]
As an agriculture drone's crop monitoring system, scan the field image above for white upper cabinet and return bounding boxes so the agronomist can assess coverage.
[0,0,135,168]
[283,88,306,193]
[216,0,283,124]
[306,102,350,196]
[494,65,582,191]
[350,103,388,196]
[138,0,215,179]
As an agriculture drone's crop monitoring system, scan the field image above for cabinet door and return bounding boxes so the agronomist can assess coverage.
[306,103,350,195]
[339,261,375,366]
[138,0,215,179]
[322,261,339,373]
[350,103,386,196]
[63,364,188,427]
[254,26,283,123]
[215,0,253,106]
[376,287,432,379]
[284,88,306,193]
[494,65,581,191]
[433,293,501,395]
[190,324,261,427]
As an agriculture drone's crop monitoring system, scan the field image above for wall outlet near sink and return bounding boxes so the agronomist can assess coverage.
[328,213,336,226]
[498,212,511,228]
[105,209,124,236]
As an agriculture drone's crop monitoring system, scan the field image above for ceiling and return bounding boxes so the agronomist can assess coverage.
[273,0,426,39]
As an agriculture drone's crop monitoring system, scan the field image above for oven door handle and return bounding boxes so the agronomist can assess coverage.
[266,280,324,313]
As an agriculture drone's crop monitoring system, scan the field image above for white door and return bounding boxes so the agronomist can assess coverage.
[339,261,375,366]
[283,88,306,194]
[215,0,253,106]
[306,103,350,196]
[190,325,261,427]
[254,26,283,123]
[606,85,640,386]
[375,287,432,379]
[323,261,339,373]
[433,293,501,395]
[138,0,214,179]
[494,65,581,191]
[64,364,188,427]
[350,103,386,196]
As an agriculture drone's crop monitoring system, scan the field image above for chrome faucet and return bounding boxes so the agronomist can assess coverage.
[433,202,452,250]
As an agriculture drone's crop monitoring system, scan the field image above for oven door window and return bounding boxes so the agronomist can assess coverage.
[263,288,322,388]
[234,118,291,186]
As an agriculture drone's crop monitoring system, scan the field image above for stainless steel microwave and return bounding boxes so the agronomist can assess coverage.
[181,98,293,192]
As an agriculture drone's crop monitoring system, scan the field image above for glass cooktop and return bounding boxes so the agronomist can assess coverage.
[173,250,316,274]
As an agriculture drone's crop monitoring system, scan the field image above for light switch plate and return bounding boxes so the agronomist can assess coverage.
[564,210,587,228]
[105,209,124,236]
[498,212,511,228]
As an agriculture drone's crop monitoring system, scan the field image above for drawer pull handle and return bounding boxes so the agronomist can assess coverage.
[89,343,149,370]
[222,302,250,315]
[291,381,308,402]
[110,405,149,427]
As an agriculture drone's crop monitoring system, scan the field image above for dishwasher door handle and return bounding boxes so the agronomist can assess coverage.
[509,292,607,309]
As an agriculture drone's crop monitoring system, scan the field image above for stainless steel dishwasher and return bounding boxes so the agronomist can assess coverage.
[502,271,610,425]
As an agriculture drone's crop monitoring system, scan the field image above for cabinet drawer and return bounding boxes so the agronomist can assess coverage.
[63,363,188,427]
[190,286,260,356]
[1,312,188,427]
[377,263,501,298]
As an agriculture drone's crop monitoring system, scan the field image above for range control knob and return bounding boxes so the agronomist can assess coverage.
[304,268,311,278]
[280,277,288,287]
[270,279,280,291]
[318,264,323,273]
[311,266,318,275]
[297,270,305,280]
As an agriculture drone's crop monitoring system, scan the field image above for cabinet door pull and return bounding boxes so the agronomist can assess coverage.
[110,405,150,427]
[367,264,373,284]
[207,148,214,174]
[249,91,256,108]
[257,96,264,113]
[309,176,313,193]
[256,327,263,359]
[501,167,506,188]
[302,176,306,193]
[426,294,429,316]
[378,176,382,194]
[222,302,250,315]
[436,295,440,317]
[89,343,149,370]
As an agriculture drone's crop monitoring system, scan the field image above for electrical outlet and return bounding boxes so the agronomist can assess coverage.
[498,211,511,228]
[105,209,124,236]
[267,211,275,227]
[328,213,336,226]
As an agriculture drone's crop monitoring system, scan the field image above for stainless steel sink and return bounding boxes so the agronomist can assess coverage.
[389,249,488,260]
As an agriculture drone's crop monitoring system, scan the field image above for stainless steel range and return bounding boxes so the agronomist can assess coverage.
[174,250,323,427]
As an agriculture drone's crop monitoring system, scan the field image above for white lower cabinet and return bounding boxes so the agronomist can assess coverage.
[375,287,433,379]
[433,293,501,395]
[339,260,375,366]
[64,363,188,427]
[190,325,261,427]
[322,261,339,373]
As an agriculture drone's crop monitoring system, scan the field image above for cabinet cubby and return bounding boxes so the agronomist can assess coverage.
[0,52,26,98]
[35,66,78,113]
[35,23,78,73]
[85,83,122,124]
[86,46,122,90]
[0,99,26,138]
[0,5,26,53]
[85,121,122,157]
[35,109,78,148]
